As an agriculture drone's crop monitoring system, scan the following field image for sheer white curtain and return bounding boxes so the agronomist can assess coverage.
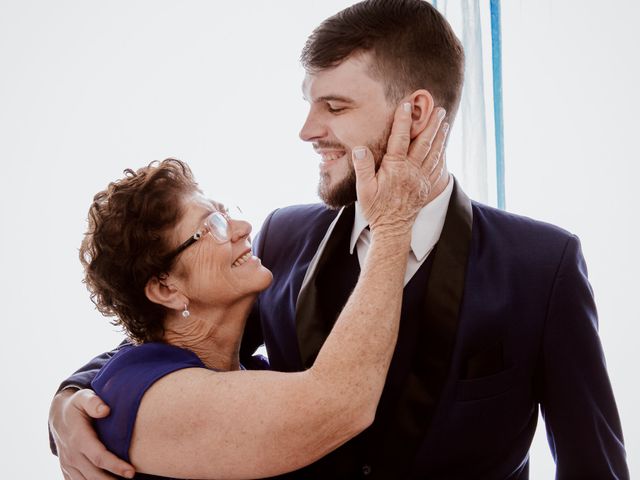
[433,0,502,207]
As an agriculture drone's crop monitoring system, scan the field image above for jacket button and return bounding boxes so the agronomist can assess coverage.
[362,464,372,476]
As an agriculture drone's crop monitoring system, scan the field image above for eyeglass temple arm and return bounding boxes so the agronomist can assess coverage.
[166,231,202,262]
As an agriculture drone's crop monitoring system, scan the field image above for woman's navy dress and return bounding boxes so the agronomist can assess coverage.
[92,342,207,480]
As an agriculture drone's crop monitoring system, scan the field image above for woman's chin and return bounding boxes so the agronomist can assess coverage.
[241,267,274,297]
[256,268,274,292]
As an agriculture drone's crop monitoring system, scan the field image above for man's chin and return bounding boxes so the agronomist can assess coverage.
[318,173,357,209]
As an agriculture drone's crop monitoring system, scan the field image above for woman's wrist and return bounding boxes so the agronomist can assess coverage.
[369,228,412,252]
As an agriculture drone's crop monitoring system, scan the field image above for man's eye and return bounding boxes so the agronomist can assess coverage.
[327,105,346,114]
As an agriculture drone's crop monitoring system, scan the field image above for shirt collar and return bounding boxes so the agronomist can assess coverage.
[350,175,454,261]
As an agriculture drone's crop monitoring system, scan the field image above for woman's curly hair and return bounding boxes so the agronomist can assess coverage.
[80,158,199,343]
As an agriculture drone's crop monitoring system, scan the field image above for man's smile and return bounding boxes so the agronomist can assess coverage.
[314,148,348,171]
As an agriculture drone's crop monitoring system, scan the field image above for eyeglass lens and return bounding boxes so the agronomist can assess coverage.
[207,212,230,243]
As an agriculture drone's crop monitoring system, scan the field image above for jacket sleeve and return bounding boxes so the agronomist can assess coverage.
[239,208,278,367]
[540,235,629,479]
[49,339,131,455]
[57,340,131,391]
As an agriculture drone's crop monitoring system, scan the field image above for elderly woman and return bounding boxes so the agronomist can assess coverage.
[51,103,447,479]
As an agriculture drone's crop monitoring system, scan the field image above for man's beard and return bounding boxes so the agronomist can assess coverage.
[318,122,392,209]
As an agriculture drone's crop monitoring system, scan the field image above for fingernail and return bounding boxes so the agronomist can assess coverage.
[438,108,446,119]
[443,122,450,134]
[97,404,107,415]
[123,470,135,479]
[403,102,411,113]
[353,147,366,160]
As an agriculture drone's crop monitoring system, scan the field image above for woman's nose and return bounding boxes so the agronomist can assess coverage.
[229,219,252,243]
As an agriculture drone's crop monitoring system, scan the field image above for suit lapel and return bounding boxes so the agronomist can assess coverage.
[373,179,473,475]
[421,178,473,397]
[296,204,356,368]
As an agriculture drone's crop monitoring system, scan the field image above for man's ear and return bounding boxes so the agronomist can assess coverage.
[407,89,435,139]
[145,275,185,311]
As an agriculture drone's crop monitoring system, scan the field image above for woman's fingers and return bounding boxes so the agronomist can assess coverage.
[407,107,446,168]
[384,102,413,161]
[352,146,376,187]
[422,122,449,182]
[357,100,450,230]
[352,146,378,215]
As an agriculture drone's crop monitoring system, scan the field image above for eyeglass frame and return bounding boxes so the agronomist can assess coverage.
[164,210,232,264]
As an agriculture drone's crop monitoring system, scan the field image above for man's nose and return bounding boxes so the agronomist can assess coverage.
[299,111,326,142]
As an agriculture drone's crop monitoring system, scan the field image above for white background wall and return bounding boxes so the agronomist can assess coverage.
[502,1,639,476]
[0,1,636,478]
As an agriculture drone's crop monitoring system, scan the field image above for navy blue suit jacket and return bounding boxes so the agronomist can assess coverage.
[240,183,628,479]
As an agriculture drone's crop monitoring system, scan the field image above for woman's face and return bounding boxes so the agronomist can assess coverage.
[169,193,273,307]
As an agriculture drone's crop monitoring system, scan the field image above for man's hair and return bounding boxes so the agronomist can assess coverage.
[301,0,465,121]
[79,158,199,343]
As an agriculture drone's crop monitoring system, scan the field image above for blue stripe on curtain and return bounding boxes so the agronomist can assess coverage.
[490,0,506,209]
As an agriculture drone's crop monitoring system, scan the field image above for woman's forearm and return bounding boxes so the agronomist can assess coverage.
[308,230,411,431]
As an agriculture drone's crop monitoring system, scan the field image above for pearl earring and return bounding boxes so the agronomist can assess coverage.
[182,304,190,318]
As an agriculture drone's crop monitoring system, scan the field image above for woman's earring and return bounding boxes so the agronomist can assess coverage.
[182,304,190,318]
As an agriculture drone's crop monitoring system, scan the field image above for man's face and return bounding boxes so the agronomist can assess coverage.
[300,53,395,208]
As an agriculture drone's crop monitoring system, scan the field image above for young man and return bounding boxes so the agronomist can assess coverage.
[50,1,628,478]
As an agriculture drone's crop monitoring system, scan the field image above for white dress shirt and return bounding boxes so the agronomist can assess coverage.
[349,176,454,285]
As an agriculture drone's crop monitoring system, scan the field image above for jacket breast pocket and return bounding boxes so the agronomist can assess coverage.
[455,365,517,402]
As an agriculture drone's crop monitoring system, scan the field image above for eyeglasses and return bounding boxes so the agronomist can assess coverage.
[165,210,231,262]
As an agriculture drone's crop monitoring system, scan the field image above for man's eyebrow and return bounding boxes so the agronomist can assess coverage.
[315,95,356,104]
